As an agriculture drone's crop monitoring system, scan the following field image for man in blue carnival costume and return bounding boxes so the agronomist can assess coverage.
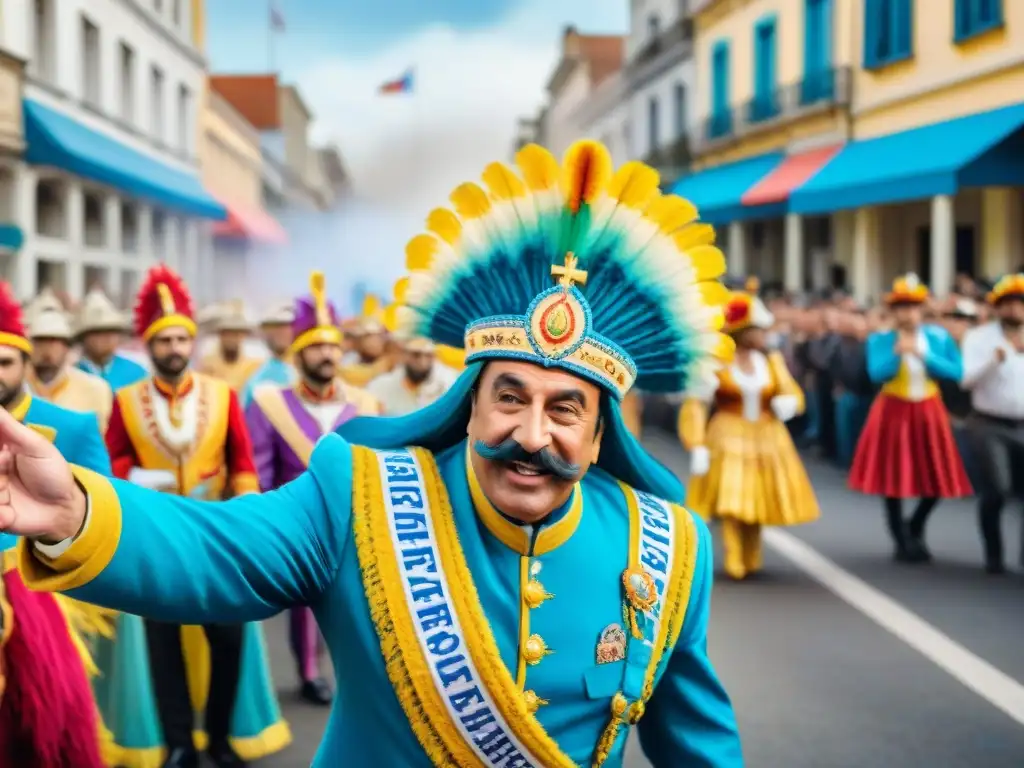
[4,140,744,767]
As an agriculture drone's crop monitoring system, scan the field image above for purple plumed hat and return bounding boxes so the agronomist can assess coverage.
[291,271,342,353]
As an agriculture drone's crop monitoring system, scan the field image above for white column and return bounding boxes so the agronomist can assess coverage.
[784,213,804,293]
[727,221,746,277]
[65,180,84,299]
[981,188,1021,280]
[851,207,879,304]
[12,164,37,300]
[929,194,955,296]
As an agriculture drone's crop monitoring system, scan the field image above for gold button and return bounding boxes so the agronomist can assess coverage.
[523,689,548,713]
[524,579,552,609]
[523,634,551,665]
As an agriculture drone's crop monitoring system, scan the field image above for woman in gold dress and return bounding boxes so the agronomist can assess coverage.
[678,289,820,580]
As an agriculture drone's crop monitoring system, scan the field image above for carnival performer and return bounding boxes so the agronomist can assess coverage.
[245,272,380,706]
[197,300,262,393]
[9,140,743,767]
[961,274,1024,574]
[339,298,393,387]
[24,296,114,432]
[366,332,455,415]
[0,281,110,768]
[679,288,819,580]
[99,265,289,768]
[849,274,971,563]
[240,302,296,409]
[74,287,148,392]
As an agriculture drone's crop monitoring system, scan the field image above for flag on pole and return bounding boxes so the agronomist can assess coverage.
[378,69,414,95]
[270,2,285,31]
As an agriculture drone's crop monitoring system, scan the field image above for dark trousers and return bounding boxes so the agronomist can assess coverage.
[145,619,244,752]
[964,412,1024,568]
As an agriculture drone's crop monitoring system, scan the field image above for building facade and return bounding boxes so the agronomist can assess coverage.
[572,65,630,165]
[627,0,697,185]
[0,42,26,274]
[679,0,1024,300]
[2,0,223,304]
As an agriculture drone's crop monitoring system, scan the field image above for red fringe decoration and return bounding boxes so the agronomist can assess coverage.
[133,264,194,338]
[0,570,104,768]
[0,282,27,339]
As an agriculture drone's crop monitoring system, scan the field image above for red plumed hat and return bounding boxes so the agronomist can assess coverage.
[133,265,196,341]
[0,281,31,353]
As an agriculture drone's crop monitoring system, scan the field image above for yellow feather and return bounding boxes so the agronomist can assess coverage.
[674,223,716,251]
[561,140,612,212]
[449,182,492,219]
[426,208,461,245]
[515,144,560,191]
[646,195,699,233]
[405,234,439,271]
[482,162,526,201]
[393,277,410,303]
[606,162,660,209]
[382,303,400,332]
[362,294,381,318]
[713,331,736,361]
[697,280,729,307]
[686,245,727,282]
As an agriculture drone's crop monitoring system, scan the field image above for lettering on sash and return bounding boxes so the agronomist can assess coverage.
[632,489,676,647]
[376,450,543,767]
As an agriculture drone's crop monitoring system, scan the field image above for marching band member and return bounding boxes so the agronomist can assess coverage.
[99,266,289,768]
[339,296,393,387]
[961,274,1024,574]
[240,302,296,409]
[198,300,262,393]
[74,288,148,392]
[849,274,971,563]
[11,140,743,766]
[245,272,380,706]
[680,288,820,580]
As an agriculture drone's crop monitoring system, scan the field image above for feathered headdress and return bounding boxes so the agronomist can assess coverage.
[356,293,386,335]
[291,271,342,354]
[0,282,31,354]
[722,291,774,335]
[133,265,196,341]
[885,273,929,306]
[399,139,732,399]
[987,273,1024,305]
[384,279,435,353]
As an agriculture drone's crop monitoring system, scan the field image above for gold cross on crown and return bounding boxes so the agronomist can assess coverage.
[551,252,588,290]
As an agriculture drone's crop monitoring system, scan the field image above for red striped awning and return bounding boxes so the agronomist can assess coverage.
[212,199,288,245]
[741,144,842,207]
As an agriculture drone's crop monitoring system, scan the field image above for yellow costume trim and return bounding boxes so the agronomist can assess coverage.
[9,392,31,422]
[0,331,32,354]
[352,445,578,767]
[290,326,343,355]
[253,385,317,465]
[230,471,261,497]
[17,466,123,592]
[111,721,293,768]
[143,314,197,341]
[591,489,699,767]
[466,447,582,556]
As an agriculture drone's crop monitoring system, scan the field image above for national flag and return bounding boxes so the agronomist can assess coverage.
[378,69,414,95]
[270,3,285,31]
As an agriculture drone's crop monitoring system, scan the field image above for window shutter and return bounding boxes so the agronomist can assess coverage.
[863,0,878,68]
[897,0,913,56]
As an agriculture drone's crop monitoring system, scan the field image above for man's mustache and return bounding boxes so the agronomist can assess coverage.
[474,438,580,481]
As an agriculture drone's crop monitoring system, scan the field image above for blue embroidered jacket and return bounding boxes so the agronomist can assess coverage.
[21,436,743,767]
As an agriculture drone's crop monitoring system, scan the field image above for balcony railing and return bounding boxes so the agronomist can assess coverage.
[642,134,692,184]
[626,18,694,88]
[695,66,851,153]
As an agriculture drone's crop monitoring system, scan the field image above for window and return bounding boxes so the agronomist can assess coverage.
[673,82,686,138]
[31,0,56,83]
[954,0,1003,42]
[150,65,165,142]
[863,0,912,70]
[709,41,732,139]
[647,14,659,39]
[751,17,779,122]
[647,96,659,153]
[80,15,101,107]
[802,0,835,103]
[177,84,191,153]
[119,43,135,123]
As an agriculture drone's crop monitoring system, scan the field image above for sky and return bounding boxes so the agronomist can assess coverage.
[206,0,627,300]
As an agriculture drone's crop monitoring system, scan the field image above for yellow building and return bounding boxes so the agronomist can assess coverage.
[677,0,1024,301]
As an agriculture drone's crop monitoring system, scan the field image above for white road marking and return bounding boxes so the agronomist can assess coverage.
[763,527,1024,727]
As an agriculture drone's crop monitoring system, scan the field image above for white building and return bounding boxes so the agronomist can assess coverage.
[572,68,630,166]
[0,0,223,304]
[625,0,696,185]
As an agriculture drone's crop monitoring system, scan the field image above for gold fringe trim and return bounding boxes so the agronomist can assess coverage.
[112,720,293,768]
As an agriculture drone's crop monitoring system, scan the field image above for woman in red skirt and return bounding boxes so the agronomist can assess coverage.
[850,274,972,562]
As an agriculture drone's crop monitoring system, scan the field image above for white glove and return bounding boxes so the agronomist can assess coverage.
[128,467,177,492]
[689,446,710,477]
[770,394,800,422]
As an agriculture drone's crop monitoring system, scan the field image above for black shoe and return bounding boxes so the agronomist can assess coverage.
[207,744,248,768]
[161,747,199,768]
[907,535,932,563]
[985,560,1006,575]
[301,676,333,706]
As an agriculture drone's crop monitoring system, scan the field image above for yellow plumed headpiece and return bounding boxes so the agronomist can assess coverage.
[987,273,1024,305]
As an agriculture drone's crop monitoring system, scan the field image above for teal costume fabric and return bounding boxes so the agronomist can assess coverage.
[66,434,742,767]
[240,357,295,409]
[76,353,149,392]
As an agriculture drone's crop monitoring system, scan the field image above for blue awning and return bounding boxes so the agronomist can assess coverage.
[669,152,785,224]
[0,223,23,251]
[24,99,226,220]
[790,103,1024,215]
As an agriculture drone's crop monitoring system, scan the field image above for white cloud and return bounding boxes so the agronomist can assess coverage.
[278,0,625,296]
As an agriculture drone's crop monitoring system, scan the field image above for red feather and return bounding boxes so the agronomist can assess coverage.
[724,297,750,327]
[133,265,194,338]
[0,282,26,340]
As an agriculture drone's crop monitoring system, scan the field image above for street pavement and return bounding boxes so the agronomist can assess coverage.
[251,429,1024,767]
